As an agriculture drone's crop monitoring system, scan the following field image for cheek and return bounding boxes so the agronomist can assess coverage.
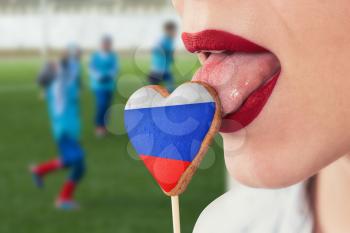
[269,0,350,50]
[221,67,350,188]
[222,96,350,189]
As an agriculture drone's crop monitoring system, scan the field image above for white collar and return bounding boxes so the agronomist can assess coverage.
[193,181,313,233]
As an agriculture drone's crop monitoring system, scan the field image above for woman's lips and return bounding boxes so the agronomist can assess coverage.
[193,52,280,115]
[182,30,281,133]
[182,30,267,53]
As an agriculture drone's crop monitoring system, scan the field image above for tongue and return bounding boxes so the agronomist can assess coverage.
[193,52,280,115]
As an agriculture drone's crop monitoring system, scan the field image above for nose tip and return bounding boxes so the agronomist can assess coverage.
[172,0,184,15]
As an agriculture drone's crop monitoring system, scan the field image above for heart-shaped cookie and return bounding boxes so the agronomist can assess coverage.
[124,82,221,196]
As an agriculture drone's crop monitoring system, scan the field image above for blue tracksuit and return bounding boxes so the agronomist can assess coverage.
[45,58,85,182]
[68,57,82,90]
[89,51,119,127]
[149,35,175,91]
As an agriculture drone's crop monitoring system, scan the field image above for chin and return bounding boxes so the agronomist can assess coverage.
[222,133,317,189]
[224,151,309,189]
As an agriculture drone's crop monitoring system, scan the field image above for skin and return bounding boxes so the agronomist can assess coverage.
[102,39,112,52]
[172,0,350,232]
[165,26,177,38]
[314,157,350,233]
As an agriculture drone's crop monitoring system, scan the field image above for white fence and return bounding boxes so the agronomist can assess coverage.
[0,6,183,51]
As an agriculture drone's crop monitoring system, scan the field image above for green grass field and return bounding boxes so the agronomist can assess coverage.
[0,54,225,233]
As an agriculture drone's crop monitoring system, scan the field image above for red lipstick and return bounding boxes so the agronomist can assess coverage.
[182,30,267,54]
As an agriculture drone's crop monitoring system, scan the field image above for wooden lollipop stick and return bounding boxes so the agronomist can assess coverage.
[171,196,181,233]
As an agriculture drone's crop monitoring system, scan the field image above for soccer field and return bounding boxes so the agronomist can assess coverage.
[0,54,225,233]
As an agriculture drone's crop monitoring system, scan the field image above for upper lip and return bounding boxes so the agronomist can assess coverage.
[182,29,268,54]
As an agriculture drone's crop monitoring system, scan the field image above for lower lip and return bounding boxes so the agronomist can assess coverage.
[220,71,280,133]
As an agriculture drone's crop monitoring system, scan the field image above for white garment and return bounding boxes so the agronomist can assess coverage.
[193,182,313,233]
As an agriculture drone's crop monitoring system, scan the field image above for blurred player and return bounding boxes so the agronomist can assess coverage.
[31,46,85,210]
[67,44,83,90]
[89,36,119,137]
[148,21,177,92]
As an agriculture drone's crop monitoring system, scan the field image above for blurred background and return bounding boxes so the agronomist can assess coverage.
[0,0,225,232]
